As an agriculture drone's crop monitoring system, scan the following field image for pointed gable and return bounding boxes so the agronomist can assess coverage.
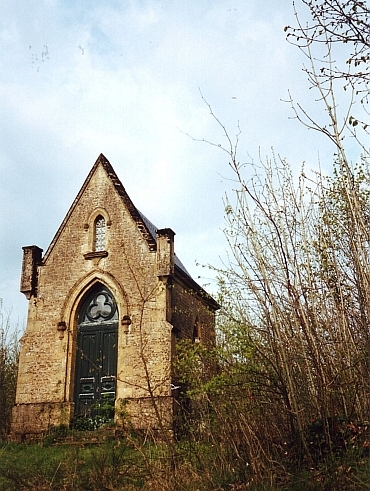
[39,153,217,309]
[43,154,157,262]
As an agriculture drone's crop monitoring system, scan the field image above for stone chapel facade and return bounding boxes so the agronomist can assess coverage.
[10,154,218,440]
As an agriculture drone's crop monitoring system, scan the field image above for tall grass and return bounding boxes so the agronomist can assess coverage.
[0,430,369,491]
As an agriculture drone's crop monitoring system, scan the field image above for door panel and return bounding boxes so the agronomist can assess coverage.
[79,331,99,377]
[101,330,118,376]
[75,327,118,416]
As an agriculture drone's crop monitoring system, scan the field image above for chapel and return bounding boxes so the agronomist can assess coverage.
[10,154,218,440]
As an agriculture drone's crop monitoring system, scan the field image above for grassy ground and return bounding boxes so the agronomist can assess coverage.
[0,439,146,490]
[0,430,369,491]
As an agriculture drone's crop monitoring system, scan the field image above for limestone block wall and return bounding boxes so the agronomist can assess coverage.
[116,316,173,400]
[119,396,174,430]
[10,403,72,441]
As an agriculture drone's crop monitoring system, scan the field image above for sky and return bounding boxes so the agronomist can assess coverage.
[0,0,351,329]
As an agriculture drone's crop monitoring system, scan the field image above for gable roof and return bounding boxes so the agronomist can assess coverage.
[43,154,155,261]
[42,154,219,310]
[43,154,188,274]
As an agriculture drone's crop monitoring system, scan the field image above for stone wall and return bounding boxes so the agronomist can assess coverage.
[10,402,72,441]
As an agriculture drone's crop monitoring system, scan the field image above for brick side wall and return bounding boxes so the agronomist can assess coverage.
[171,280,216,347]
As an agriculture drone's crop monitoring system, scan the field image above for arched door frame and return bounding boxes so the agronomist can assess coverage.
[74,284,118,417]
[61,272,130,405]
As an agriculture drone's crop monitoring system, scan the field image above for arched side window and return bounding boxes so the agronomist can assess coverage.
[192,317,201,343]
[94,215,106,252]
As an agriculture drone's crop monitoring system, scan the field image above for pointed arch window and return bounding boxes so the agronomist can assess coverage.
[94,215,106,252]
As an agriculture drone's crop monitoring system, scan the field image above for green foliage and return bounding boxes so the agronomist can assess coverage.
[0,432,368,490]
[0,301,20,439]
[0,439,145,491]
[175,49,370,481]
[71,399,116,431]
[41,425,69,447]
[174,338,370,488]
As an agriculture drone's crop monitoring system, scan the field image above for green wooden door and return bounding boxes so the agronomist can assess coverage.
[74,286,118,418]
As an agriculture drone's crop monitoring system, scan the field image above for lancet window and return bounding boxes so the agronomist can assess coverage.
[94,215,106,252]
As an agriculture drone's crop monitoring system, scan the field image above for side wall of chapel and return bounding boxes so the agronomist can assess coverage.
[171,280,216,347]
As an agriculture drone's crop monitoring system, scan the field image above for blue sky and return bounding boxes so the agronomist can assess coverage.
[0,0,350,328]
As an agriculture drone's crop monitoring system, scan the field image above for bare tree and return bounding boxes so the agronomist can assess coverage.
[285,0,370,102]
[175,0,370,485]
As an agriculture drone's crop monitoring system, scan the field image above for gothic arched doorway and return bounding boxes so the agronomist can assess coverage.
[74,285,118,418]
